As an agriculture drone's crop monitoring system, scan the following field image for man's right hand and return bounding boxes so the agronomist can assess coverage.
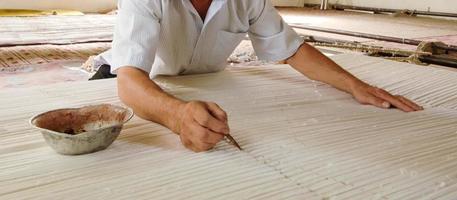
[172,101,230,152]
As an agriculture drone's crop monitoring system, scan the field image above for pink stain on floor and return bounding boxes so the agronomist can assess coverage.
[0,62,89,89]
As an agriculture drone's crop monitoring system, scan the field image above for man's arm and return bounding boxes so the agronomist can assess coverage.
[286,43,423,112]
[246,0,421,112]
[117,67,230,152]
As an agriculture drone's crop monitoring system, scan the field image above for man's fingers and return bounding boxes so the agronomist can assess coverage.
[373,88,414,112]
[397,95,423,111]
[206,102,228,122]
[180,134,193,149]
[194,109,229,134]
[182,137,209,152]
[178,101,231,152]
[191,123,225,144]
[188,144,204,152]
[180,130,219,152]
[192,142,214,152]
[366,94,390,109]
[189,128,220,152]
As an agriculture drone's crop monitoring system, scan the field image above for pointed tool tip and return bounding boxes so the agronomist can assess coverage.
[226,134,242,151]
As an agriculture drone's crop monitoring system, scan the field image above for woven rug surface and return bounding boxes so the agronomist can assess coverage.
[0,42,110,88]
[0,15,114,46]
[0,42,110,70]
[1,54,457,200]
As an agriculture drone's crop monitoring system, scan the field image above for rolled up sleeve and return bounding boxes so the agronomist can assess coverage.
[248,0,304,62]
[111,0,160,74]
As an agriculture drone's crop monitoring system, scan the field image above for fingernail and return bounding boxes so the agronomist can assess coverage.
[382,102,391,108]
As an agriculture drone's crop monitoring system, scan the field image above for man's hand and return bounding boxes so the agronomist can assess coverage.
[286,43,423,112]
[350,82,423,112]
[172,101,230,152]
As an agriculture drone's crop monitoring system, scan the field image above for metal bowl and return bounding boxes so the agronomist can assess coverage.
[30,104,134,155]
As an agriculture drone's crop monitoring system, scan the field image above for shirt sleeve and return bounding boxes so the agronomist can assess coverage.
[110,0,161,74]
[248,0,304,62]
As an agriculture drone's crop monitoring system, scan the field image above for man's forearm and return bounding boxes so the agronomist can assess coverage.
[286,43,365,94]
[117,67,184,131]
[117,67,232,152]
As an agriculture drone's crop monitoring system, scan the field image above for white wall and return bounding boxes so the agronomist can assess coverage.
[1,0,307,11]
[303,0,457,13]
[0,0,455,14]
[271,0,306,7]
[0,0,117,13]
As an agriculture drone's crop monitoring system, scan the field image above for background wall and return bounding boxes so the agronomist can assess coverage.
[271,0,306,7]
[0,0,117,13]
[282,0,457,13]
[0,0,455,14]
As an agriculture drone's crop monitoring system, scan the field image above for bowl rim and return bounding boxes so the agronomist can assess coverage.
[29,104,134,137]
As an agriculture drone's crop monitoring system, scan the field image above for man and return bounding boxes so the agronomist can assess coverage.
[92,0,423,152]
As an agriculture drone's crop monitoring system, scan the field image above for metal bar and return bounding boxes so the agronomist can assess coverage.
[290,23,457,51]
[333,4,457,18]
[290,23,423,45]
[301,35,457,68]
[301,34,357,44]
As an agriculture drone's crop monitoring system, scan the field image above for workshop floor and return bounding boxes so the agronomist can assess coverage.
[279,7,457,50]
[0,7,456,89]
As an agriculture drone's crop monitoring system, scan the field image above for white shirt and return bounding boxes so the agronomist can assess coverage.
[97,0,304,79]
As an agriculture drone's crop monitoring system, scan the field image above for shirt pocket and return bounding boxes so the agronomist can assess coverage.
[208,30,247,67]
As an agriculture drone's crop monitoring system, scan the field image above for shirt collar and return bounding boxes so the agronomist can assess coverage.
[182,0,227,25]
[204,0,227,24]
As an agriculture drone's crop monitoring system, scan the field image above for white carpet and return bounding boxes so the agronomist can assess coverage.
[1,54,456,199]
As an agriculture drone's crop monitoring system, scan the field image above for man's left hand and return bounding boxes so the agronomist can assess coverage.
[350,82,423,112]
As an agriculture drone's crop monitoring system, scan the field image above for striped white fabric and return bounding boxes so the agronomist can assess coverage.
[1,55,457,199]
[96,0,304,78]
